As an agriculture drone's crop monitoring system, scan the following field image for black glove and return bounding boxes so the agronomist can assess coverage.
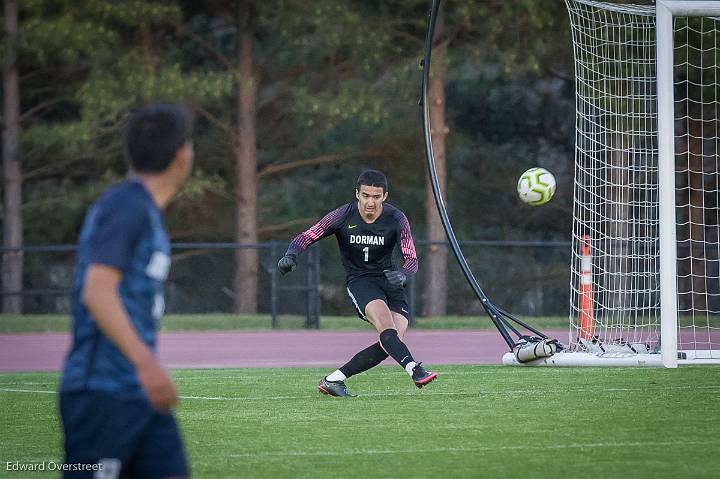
[278,254,297,275]
[384,269,407,288]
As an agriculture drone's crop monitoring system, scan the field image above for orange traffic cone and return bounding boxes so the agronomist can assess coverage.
[579,234,595,339]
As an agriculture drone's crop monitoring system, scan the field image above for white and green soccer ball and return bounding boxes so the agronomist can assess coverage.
[517,167,556,206]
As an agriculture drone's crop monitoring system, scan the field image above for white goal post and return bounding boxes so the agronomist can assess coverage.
[504,0,720,367]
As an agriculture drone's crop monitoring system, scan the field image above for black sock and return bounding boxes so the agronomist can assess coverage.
[339,342,389,379]
[378,329,415,369]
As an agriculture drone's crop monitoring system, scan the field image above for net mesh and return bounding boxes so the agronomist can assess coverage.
[675,14,720,354]
[566,0,720,355]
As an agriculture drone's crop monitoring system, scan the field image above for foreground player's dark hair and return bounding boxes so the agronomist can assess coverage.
[126,103,193,173]
[356,169,388,192]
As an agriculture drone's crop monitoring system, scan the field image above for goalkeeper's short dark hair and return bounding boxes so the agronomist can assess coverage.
[126,103,193,173]
[356,169,388,192]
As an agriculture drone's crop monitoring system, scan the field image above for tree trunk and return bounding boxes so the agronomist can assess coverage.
[422,13,448,318]
[233,4,258,314]
[2,0,23,314]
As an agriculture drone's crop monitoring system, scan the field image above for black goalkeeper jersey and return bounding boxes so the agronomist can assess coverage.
[286,202,418,281]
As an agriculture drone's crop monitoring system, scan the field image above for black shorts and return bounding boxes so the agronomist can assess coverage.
[346,276,410,321]
[60,391,188,478]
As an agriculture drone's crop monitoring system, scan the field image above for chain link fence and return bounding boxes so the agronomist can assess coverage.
[1,240,571,324]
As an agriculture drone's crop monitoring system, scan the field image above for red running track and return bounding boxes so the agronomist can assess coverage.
[0,330,562,373]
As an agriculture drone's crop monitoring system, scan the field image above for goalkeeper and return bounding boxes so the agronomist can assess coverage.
[278,169,437,397]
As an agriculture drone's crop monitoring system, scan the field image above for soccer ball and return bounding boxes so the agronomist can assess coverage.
[517,167,556,206]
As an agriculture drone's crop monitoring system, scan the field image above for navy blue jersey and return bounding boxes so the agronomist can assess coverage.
[286,202,418,281]
[61,181,171,399]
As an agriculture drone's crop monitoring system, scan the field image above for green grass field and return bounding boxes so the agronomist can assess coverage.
[1,366,718,478]
[0,314,569,333]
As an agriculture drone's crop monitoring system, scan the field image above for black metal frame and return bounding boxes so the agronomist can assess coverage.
[420,0,554,350]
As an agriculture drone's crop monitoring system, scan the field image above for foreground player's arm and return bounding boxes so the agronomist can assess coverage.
[83,266,177,412]
[84,204,176,412]
[278,205,347,274]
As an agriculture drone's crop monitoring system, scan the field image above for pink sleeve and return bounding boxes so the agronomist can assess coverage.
[397,212,419,275]
[286,205,347,256]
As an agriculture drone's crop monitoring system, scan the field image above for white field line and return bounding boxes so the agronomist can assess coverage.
[2,384,720,401]
[0,366,709,383]
[169,369,646,378]
[11,439,714,465]
[0,371,479,384]
[0,388,495,400]
[218,440,714,459]
[157,367,720,378]
[0,388,56,394]
[180,391,468,400]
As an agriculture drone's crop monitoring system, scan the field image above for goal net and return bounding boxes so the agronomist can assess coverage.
[506,0,720,367]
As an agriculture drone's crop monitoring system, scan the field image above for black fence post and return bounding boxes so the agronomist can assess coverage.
[314,243,321,327]
[304,246,310,328]
[304,246,312,328]
[408,274,416,327]
[4,240,572,318]
[270,241,278,329]
[304,244,320,329]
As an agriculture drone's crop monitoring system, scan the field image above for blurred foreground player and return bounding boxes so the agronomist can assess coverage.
[59,103,193,478]
[278,169,437,397]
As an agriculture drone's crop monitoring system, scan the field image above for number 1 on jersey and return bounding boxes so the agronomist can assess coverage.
[363,246,369,262]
